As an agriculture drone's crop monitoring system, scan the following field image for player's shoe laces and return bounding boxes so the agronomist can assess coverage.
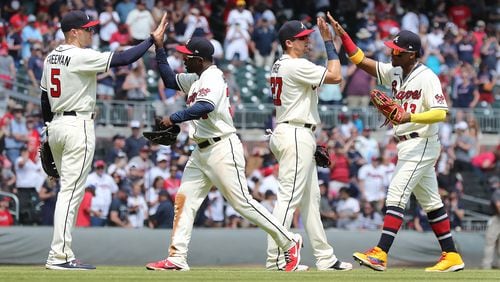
[45,259,96,270]
[145,258,190,271]
[320,260,353,271]
[425,252,465,272]
[353,246,387,271]
[284,234,302,272]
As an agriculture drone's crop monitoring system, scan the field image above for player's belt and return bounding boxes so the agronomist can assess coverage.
[198,137,222,149]
[54,111,95,119]
[282,121,316,131]
[396,132,419,142]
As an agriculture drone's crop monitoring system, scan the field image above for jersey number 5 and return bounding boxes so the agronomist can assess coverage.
[270,77,282,106]
[50,68,61,98]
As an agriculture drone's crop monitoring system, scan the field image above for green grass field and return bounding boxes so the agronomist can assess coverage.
[0,266,498,282]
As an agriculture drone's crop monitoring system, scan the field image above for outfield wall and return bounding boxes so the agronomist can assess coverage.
[0,227,486,268]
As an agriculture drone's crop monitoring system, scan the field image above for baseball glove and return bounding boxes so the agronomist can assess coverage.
[39,141,59,178]
[370,89,406,126]
[314,145,331,168]
[143,117,180,146]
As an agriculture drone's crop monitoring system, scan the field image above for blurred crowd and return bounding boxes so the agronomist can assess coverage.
[0,0,499,228]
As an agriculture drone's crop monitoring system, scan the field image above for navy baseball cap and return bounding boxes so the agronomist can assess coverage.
[278,20,314,45]
[61,10,99,32]
[384,30,421,52]
[176,37,214,59]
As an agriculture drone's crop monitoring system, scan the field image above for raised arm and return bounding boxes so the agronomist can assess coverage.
[318,13,341,84]
[328,13,378,77]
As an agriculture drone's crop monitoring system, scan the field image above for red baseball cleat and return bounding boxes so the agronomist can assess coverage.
[145,258,189,271]
[284,234,302,272]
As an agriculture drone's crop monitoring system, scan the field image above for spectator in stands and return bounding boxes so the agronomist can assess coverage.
[224,22,251,64]
[476,62,497,104]
[0,196,14,226]
[358,156,386,212]
[21,14,42,63]
[329,142,350,199]
[0,46,15,90]
[426,22,444,52]
[96,68,115,102]
[346,138,366,182]
[4,104,28,165]
[453,121,475,172]
[480,33,498,72]
[108,188,132,227]
[116,0,136,24]
[204,186,225,227]
[15,146,42,225]
[126,1,154,45]
[127,180,148,228]
[26,43,44,93]
[482,176,500,269]
[401,5,419,34]
[105,134,126,165]
[355,128,380,162]
[412,203,432,232]
[25,114,40,162]
[440,32,460,69]
[123,60,148,120]
[88,160,119,226]
[453,67,480,109]
[151,189,174,228]
[109,24,131,51]
[447,0,471,30]
[456,30,475,66]
[6,22,23,67]
[183,7,210,41]
[356,201,383,230]
[444,189,465,231]
[335,187,360,230]
[38,177,59,226]
[146,176,163,218]
[8,3,27,33]
[343,62,375,108]
[107,151,128,179]
[124,120,148,159]
[226,0,254,32]
[261,189,277,213]
[76,184,95,227]
[129,145,154,177]
[98,1,120,48]
[0,155,16,193]
[146,154,170,189]
[251,18,277,68]
[319,180,336,229]
[258,165,279,199]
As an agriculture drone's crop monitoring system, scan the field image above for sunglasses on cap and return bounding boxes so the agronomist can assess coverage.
[80,26,95,33]
[391,49,416,56]
[185,54,204,60]
[291,36,308,41]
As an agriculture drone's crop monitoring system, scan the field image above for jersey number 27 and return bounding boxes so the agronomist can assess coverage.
[270,77,282,106]
[50,68,61,98]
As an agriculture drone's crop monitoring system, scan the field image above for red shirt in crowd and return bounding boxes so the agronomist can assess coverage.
[76,191,93,227]
[27,128,41,162]
[329,153,350,183]
[164,177,181,201]
[0,209,14,226]
[447,5,471,29]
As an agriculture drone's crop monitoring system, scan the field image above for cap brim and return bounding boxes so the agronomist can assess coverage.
[82,20,100,28]
[293,29,314,38]
[384,41,406,51]
[175,45,193,55]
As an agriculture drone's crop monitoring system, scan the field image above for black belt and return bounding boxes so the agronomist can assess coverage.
[396,132,419,142]
[283,121,316,131]
[58,111,95,119]
[198,137,221,149]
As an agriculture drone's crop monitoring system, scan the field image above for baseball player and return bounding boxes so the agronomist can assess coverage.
[41,11,168,270]
[145,36,302,271]
[330,14,465,272]
[266,13,352,271]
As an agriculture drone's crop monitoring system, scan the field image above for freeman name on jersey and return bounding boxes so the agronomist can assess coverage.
[46,54,71,66]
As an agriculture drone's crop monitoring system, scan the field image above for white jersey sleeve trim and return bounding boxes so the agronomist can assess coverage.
[105,52,114,72]
[196,98,216,107]
[175,74,184,93]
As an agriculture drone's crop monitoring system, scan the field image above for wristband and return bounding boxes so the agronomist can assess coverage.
[349,48,365,65]
[340,33,358,54]
[324,40,339,60]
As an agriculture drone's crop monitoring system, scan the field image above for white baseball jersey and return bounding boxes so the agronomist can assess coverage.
[40,45,112,112]
[376,62,448,137]
[270,54,326,125]
[176,65,235,142]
